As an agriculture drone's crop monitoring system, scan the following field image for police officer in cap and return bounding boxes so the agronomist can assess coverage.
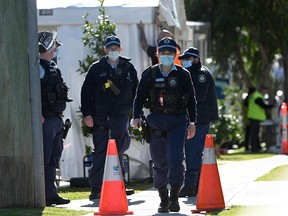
[38,31,72,206]
[178,47,219,197]
[132,37,197,213]
[81,35,139,200]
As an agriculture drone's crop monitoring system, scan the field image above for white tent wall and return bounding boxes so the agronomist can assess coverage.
[37,0,189,181]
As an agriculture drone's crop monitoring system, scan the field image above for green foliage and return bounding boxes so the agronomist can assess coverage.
[209,85,243,146]
[183,0,281,90]
[78,0,116,75]
[77,0,116,138]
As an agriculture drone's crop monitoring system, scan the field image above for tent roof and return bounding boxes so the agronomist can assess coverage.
[37,0,160,9]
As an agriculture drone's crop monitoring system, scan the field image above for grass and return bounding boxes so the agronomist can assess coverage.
[1,150,283,215]
[0,208,91,216]
[207,152,288,216]
[256,164,288,181]
[0,181,153,216]
[57,180,153,201]
[217,147,275,162]
[208,205,288,216]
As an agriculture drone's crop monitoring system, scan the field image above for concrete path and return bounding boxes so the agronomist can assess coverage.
[57,155,288,216]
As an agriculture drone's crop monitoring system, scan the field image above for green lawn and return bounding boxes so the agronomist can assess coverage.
[1,151,285,216]
[208,154,288,215]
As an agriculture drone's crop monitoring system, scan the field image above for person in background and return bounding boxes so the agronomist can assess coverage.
[132,37,197,213]
[178,47,219,197]
[81,35,139,200]
[242,87,256,151]
[137,20,181,65]
[38,31,72,206]
[247,86,274,153]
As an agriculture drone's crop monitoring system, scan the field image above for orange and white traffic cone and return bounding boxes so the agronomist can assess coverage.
[192,134,225,214]
[94,139,133,215]
[281,102,288,154]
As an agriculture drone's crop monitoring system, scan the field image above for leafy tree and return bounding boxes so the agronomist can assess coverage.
[209,85,243,147]
[185,0,288,146]
[184,0,285,94]
[78,0,116,75]
[78,0,116,137]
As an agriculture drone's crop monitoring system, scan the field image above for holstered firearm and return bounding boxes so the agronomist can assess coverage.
[63,118,72,139]
[140,113,151,144]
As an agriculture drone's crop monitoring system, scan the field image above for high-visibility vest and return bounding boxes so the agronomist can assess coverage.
[247,91,266,121]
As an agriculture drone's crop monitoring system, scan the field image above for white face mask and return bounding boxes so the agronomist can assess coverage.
[108,51,120,61]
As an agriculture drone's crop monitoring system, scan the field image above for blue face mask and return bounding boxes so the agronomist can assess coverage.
[159,55,174,66]
[108,51,120,61]
[182,60,192,68]
[53,49,59,59]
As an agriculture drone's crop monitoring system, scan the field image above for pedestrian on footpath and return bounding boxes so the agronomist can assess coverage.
[132,37,197,213]
[178,47,219,197]
[81,35,139,200]
[247,86,274,153]
[38,31,72,206]
[242,87,256,151]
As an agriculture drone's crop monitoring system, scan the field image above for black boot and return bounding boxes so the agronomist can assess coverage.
[158,188,169,213]
[124,178,135,196]
[169,187,180,212]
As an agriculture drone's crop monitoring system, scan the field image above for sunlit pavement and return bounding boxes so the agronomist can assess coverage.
[57,155,288,216]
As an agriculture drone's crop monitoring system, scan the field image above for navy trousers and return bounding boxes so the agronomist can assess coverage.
[183,123,210,188]
[147,113,187,189]
[89,114,130,190]
[42,116,64,199]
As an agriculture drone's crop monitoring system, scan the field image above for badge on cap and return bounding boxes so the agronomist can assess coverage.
[164,38,171,44]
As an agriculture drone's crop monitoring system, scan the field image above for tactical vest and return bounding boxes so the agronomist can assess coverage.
[145,66,189,114]
[40,59,68,116]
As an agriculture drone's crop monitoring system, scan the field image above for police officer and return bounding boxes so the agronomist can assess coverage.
[178,47,219,197]
[81,35,139,200]
[132,37,197,213]
[38,31,72,206]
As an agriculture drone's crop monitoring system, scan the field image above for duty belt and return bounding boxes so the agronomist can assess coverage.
[42,110,62,117]
[150,107,186,114]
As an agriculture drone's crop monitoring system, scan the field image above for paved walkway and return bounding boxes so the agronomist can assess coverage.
[57,155,288,216]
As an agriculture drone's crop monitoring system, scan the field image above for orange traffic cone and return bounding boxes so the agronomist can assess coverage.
[281,102,288,154]
[192,134,225,214]
[94,139,133,215]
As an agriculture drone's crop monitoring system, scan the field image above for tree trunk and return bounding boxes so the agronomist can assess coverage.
[0,0,44,207]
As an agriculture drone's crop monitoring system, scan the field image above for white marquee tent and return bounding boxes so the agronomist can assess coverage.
[37,0,190,181]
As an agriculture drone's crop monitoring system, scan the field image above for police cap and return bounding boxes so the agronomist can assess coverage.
[105,35,121,48]
[38,31,63,53]
[178,47,200,60]
[157,37,177,53]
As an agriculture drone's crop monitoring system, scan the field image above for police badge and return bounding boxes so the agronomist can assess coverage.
[168,77,177,87]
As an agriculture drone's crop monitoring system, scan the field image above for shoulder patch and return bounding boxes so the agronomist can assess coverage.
[39,65,45,79]
[198,74,207,83]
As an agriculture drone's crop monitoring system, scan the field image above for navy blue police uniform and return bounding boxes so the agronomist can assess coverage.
[178,47,219,197]
[39,31,72,205]
[81,41,139,200]
[133,38,197,213]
